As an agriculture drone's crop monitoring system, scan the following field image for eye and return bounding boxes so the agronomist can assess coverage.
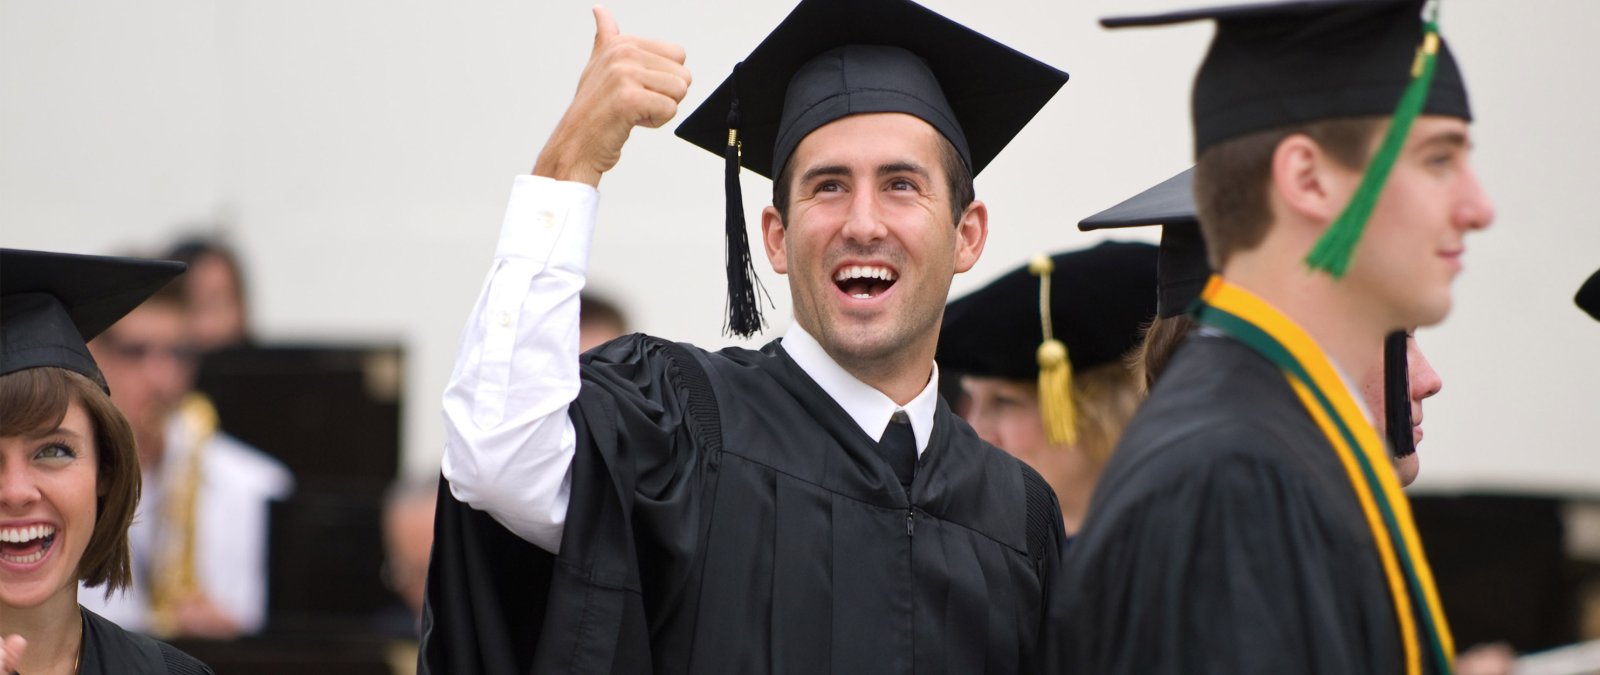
[35,442,78,461]
[888,178,917,191]
[815,180,844,193]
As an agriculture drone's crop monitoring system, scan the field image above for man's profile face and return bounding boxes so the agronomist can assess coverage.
[1339,115,1495,330]
[1358,332,1443,487]
[762,112,985,368]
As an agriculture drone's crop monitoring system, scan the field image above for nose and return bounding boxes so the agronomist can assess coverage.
[1454,165,1495,233]
[839,189,888,245]
[1409,345,1442,402]
[0,458,41,511]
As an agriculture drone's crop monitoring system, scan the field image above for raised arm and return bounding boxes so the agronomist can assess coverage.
[440,6,689,552]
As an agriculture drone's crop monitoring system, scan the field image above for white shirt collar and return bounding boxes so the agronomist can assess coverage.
[781,322,939,456]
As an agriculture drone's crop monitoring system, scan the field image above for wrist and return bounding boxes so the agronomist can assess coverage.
[532,146,603,187]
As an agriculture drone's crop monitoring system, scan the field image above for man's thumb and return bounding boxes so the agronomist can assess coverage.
[592,5,620,49]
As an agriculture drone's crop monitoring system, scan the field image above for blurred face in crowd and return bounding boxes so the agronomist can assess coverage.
[1358,332,1443,487]
[89,302,196,457]
[184,252,248,352]
[383,492,436,618]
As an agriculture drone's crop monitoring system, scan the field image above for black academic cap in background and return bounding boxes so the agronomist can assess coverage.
[1103,0,1471,155]
[1,248,186,391]
[1577,268,1600,322]
[938,241,1158,383]
[675,0,1069,337]
[1079,168,1209,319]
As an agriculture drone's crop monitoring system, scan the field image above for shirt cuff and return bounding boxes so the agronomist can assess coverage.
[496,174,600,270]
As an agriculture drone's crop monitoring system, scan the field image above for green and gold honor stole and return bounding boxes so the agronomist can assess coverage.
[1193,276,1453,675]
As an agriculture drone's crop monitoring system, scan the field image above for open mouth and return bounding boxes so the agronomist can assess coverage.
[0,524,58,566]
[834,265,897,300]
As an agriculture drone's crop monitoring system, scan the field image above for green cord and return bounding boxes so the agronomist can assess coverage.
[1305,6,1443,278]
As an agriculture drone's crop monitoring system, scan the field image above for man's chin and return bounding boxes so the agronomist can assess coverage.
[1393,453,1420,487]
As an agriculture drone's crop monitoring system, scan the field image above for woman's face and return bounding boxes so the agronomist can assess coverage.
[960,376,1097,492]
[0,401,98,610]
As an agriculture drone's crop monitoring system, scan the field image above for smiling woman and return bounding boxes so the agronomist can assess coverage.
[0,249,213,675]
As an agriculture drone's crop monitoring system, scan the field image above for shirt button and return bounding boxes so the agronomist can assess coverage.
[498,312,512,327]
[537,212,556,229]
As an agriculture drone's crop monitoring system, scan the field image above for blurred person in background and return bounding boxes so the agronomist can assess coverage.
[577,291,630,353]
[164,238,253,354]
[82,268,292,639]
[937,242,1158,536]
[376,477,436,675]
[1,248,214,674]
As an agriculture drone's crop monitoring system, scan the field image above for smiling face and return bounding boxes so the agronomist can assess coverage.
[762,113,987,380]
[1338,116,1495,330]
[0,401,99,612]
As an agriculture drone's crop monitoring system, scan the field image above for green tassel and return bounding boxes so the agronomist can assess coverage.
[1305,18,1442,279]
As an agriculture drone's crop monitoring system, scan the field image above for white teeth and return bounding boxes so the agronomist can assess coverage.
[0,549,46,565]
[833,265,897,282]
[0,525,55,543]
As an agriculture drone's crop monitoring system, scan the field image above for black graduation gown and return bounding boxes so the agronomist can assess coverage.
[420,335,1066,674]
[77,607,213,674]
[1056,335,1425,674]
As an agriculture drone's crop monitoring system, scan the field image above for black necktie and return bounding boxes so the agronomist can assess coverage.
[878,411,917,491]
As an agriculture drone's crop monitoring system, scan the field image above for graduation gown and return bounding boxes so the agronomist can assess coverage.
[77,607,213,674]
[420,335,1066,674]
[1057,335,1421,674]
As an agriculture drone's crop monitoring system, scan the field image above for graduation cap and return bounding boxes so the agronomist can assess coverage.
[1103,0,1471,278]
[938,242,1158,444]
[676,0,1069,337]
[1,248,186,392]
[1078,170,1420,458]
[1079,168,1208,319]
[1577,267,1600,322]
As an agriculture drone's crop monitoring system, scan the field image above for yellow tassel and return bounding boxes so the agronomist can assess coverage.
[1029,253,1077,446]
[1037,339,1076,445]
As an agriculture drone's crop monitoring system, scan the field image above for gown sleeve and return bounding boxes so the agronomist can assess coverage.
[420,334,721,675]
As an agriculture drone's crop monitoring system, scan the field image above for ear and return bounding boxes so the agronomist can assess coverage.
[1270,134,1350,228]
[953,200,988,273]
[761,205,789,275]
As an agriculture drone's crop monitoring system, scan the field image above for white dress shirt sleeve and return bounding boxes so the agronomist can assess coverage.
[440,174,598,554]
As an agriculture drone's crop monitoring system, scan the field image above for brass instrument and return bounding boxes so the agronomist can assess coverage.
[147,392,217,637]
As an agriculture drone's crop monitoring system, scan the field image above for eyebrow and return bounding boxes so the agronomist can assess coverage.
[878,161,930,180]
[1413,130,1470,152]
[798,164,852,186]
[25,425,85,442]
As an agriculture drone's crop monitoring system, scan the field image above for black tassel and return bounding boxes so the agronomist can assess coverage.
[723,81,770,338]
[1383,330,1415,459]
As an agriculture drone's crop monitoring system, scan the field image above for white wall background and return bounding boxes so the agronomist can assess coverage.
[3,1,1596,495]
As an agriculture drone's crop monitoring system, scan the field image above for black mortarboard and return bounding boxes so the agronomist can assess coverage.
[939,242,1157,444]
[1576,268,1600,322]
[1079,168,1208,319]
[676,0,1069,337]
[1,249,186,391]
[1103,0,1471,156]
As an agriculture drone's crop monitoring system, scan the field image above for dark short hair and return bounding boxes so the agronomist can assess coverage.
[1193,117,1383,270]
[0,367,140,594]
[578,291,629,334]
[771,127,975,227]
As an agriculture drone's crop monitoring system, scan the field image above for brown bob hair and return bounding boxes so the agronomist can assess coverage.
[0,367,139,594]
